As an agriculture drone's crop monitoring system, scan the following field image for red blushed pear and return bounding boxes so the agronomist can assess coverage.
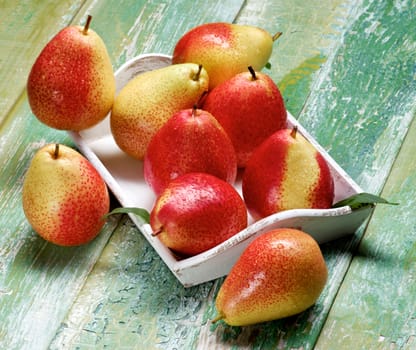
[213,228,328,326]
[22,144,110,246]
[172,22,282,90]
[150,173,248,256]
[144,105,237,195]
[242,127,334,220]
[27,15,115,131]
[203,66,287,167]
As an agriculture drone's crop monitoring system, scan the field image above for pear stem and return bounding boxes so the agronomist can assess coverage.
[272,32,283,41]
[83,15,92,35]
[211,314,224,324]
[151,228,163,237]
[290,125,298,138]
[248,66,257,80]
[193,64,203,81]
[192,104,198,118]
[196,90,208,108]
[53,144,60,159]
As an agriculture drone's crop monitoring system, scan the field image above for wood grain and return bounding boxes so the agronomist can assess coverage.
[314,1,416,346]
[0,1,243,349]
[316,118,416,349]
[0,0,415,349]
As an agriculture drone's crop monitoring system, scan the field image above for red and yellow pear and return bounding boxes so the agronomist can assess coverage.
[203,67,287,167]
[144,105,237,195]
[242,127,334,220]
[22,144,110,246]
[214,228,328,326]
[172,22,281,90]
[27,15,115,131]
[150,173,247,256]
[110,63,209,160]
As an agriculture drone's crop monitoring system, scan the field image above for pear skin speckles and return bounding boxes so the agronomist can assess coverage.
[214,228,328,326]
[172,22,274,90]
[143,107,237,195]
[27,24,115,131]
[149,173,247,256]
[242,129,334,220]
[22,144,110,246]
[203,69,287,167]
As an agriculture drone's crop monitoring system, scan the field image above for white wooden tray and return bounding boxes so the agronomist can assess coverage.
[69,53,373,287]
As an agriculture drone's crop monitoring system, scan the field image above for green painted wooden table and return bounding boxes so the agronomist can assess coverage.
[1,0,415,349]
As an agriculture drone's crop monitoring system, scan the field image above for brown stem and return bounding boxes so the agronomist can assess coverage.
[211,314,224,324]
[83,15,92,35]
[290,125,298,138]
[248,66,257,80]
[196,90,208,108]
[151,227,163,237]
[272,32,283,41]
[193,64,203,81]
[53,144,60,159]
[192,104,198,117]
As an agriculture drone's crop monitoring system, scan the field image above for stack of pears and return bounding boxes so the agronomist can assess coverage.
[24,18,334,324]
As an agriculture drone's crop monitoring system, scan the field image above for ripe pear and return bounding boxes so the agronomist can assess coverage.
[22,144,110,246]
[27,16,115,131]
[203,67,287,167]
[242,127,334,220]
[150,173,247,256]
[110,63,209,160]
[172,22,281,90]
[144,106,237,195]
[214,228,328,326]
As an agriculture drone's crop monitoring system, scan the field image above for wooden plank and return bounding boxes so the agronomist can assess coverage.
[0,3,109,349]
[0,0,244,349]
[1,0,413,349]
[316,116,416,349]
[0,97,121,349]
[313,1,416,345]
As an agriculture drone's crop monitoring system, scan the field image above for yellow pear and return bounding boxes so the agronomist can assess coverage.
[110,63,209,160]
[22,144,110,246]
[27,15,115,131]
[213,228,328,326]
[172,22,281,89]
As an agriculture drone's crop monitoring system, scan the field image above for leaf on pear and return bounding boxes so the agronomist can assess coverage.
[103,207,150,223]
[332,192,399,210]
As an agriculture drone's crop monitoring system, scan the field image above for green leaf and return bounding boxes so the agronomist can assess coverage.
[103,207,150,223]
[332,192,399,210]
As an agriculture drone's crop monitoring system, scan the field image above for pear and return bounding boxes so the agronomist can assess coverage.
[242,127,334,220]
[172,22,281,90]
[150,173,247,256]
[27,15,115,131]
[22,144,110,246]
[214,228,328,326]
[144,106,237,195]
[110,63,209,160]
[203,66,287,167]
